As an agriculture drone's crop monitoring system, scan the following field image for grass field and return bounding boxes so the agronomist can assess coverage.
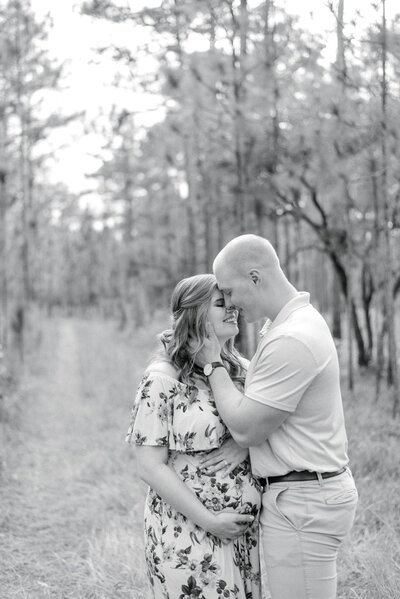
[0,316,399,598]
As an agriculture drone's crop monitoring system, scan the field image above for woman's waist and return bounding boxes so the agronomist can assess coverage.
[169,449,250,473]
[169,449,214,467]
[168,451,261,511]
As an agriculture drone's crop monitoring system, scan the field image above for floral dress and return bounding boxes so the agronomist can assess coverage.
[126,372,261,599]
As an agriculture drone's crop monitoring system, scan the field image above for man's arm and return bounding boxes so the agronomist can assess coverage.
[199,327,317,447]
[206,367,289,447]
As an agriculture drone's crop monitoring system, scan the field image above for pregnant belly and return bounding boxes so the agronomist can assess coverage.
[170,451,261,517]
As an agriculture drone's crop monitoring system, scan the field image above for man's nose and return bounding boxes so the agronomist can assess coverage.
[224,294,234,309]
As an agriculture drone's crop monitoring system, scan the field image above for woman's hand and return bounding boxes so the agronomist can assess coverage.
[200,437,249,478]
[206,510,254,540]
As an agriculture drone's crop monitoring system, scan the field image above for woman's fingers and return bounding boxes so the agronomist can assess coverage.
[220,462,236,478]
[201,453,236,476]
[200,450,223,466]
[235,513,254,524]
[202,460,232,475]
[228,516,254,539]
[212,512,254,540]
[203,458,226,470]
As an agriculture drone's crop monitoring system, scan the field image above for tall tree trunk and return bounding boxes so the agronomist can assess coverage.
[232,0,249,233]
[15,0,30,361]
[361,262,374,360]
[293,213,304,289]
[205,16,222,267]
[183,129,199,273]
[121,139,135,328]
[336,0,354,390]
[326,248,368,365]
[229,0,250,355]
[375,308,387,401]
[283,215,291,280]
[368,152,380,371]
[380,0,399,414]
[0,165,7,349]
[331,268,342,339]
[264,0,280,240]
[172,0,199,273]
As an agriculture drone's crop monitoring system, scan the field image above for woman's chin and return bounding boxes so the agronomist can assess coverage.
[219,327,239,344]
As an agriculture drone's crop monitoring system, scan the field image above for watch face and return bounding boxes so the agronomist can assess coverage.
[203,363,213,376]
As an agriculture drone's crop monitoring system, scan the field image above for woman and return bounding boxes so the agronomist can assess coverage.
[126,274,261,599]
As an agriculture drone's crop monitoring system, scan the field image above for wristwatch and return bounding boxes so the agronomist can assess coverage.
[203,362,225,376]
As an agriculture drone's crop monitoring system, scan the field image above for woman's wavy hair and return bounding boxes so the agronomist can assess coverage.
[155,274,246,387]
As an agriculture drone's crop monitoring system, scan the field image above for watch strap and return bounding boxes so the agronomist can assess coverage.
[205,361,224,376]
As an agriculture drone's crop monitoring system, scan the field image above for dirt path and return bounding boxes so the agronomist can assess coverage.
[0,317,157,599]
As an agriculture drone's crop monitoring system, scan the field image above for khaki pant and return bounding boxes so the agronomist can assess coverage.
[260,468,358,599]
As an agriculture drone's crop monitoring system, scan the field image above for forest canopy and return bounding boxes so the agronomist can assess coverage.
[0,0,399,405]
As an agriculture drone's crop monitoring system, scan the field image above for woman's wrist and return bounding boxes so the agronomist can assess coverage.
[198,510,217,534]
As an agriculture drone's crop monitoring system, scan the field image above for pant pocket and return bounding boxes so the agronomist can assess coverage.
[273,487,309,531]
[324,487,358,505]
[325,492,358,542]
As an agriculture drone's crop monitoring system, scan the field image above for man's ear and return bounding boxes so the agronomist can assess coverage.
[249,269,260,285]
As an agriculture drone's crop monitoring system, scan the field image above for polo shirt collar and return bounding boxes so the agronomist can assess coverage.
[259,292,310,337]
[259,319,272,337]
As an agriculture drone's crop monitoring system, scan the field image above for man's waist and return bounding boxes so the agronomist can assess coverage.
[257,467,346,487]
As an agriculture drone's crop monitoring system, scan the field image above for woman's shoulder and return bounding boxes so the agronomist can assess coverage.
[145,360,180,381]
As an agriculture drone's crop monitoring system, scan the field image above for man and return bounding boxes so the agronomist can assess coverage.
[198,234,358,599]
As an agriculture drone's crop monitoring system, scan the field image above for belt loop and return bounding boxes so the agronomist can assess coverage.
[317,472,324,487]
[265,477,270,490]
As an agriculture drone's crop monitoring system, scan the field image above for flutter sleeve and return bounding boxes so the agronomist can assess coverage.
[125,373,172,446]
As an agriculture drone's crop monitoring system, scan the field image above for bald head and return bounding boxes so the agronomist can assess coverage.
[213,234,280,276]
[213,235,296,321]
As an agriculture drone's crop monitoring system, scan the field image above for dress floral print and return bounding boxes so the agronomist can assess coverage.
[126,372,261,599]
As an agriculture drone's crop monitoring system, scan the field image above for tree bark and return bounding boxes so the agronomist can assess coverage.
[232,0,249,233]
[336,0,354,390]
[380,0,399,415]
[0,166,7,349]
[331,268,342,339]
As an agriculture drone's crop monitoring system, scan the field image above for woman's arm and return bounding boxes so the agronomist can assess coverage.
[136,445,254,540]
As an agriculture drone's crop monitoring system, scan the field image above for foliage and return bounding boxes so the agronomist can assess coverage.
[0,1,399,395]
[78,0,399,381]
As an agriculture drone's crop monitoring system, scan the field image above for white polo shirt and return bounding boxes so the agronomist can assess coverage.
[247,292,349,477]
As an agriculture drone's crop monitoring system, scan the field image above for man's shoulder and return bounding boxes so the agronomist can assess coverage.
[257,306,336,368]
[273,304,330,339]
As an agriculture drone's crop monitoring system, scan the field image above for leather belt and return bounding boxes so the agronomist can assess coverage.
[257,467,346,487]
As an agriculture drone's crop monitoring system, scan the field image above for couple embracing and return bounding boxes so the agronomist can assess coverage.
[126,234,358,599]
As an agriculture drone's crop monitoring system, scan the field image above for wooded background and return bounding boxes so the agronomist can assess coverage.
[0,0,399,407]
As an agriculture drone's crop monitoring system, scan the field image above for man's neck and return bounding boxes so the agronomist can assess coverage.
[268,286,298,321]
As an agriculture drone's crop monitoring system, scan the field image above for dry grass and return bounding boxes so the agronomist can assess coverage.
[1,317,399,598]
[337,372,400,599]
[0,315,164,598]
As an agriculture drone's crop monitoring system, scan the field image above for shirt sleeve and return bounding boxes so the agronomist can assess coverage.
[125,373,172,446]
[245,335,319,412]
